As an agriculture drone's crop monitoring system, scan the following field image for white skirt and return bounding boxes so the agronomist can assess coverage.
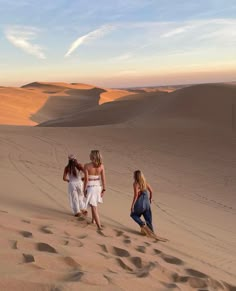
[85,178,103,207]
[68,179,85,214]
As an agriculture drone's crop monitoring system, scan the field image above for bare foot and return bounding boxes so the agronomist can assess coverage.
[74,212,81,217]
[81,210,88,216]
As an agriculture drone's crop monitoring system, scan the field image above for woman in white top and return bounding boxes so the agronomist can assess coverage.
[84,150,106,230]
[63,154,87,217]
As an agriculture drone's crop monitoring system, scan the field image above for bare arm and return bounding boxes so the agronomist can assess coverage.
[131,183,139,212]
[83,164,88,195]
[75,160,84,173]
[147,183,153,203]
[101,165,106,197]
[63,167,69,182]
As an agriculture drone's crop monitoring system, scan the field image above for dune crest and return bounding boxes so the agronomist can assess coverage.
[0,82,141,126]
[37,83,236,132]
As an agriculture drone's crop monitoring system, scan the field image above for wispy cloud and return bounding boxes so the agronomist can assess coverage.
[160,25,192,38]
[65,24,115,57]
[5,26,46,59]
[111,53,133,62]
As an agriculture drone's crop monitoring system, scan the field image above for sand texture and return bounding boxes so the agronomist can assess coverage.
[0,82,235,290]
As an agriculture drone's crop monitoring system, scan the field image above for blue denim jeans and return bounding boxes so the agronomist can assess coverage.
[130,207,153,232]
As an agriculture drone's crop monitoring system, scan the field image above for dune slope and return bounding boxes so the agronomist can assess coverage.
[0,82,137,126]
[0,87,48,125]
[0,126,235,290]
[38,83,236,131]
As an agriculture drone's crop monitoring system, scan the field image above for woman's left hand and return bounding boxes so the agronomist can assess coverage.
[101,189,106,197]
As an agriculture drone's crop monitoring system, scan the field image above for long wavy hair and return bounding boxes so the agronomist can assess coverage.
[90,150,102,167]
[134,170,147,191]
[66,158,78,177]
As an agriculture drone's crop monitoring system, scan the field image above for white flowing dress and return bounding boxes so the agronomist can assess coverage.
[85,175,103,207]
[68,173,85,214]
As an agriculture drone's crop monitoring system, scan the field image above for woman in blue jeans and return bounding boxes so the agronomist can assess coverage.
[130,170,154,234]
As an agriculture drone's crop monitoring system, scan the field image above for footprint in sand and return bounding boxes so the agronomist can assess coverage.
[136,245,146,254]
[136,262,156,278]
[22,219,31,224]
[9,240,18,250]
[98,244,109,253]
[161,254,184,266]
[153,248,162,255]
[187,277,207,289]
[97,229,109,237]
[161,282,179,289]
[185,268,208,278]
[63,256,81,269]
[78,234,87,239]
[37,242,57,253]
[123,238,131,244]
[116,258,133,272]
[23,253,35,263]
[113,229,124,237]
[129,256,142,269]
[112,246,130,258]
[19,231,33,238]
[40,226,53,234]
[65,271,84,282]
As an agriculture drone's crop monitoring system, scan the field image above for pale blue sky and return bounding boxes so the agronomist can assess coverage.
[0,0,236,87]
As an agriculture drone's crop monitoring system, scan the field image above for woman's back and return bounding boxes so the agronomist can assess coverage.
[86,162,103,176]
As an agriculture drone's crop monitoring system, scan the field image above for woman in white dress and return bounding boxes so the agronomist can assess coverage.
[63,154,87,217]
[84,150,106,230]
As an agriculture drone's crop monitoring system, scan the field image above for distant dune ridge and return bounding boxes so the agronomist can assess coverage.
[0,81,235,131]
[0,81,236,290]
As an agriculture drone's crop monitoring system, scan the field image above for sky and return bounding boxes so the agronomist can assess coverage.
[0,0,236,88]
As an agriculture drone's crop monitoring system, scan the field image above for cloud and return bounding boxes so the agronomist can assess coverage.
[65,24,115,57]
[111,53,133,62]
[160,25,192,38]
[5,26,46,59]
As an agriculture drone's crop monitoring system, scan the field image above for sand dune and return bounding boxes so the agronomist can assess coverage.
[0,126,235,290]
[0,81,236,290]
[99,89,136,105]
[22,81,96,90]
[38,91,168,127]
[38,83,236,131]
[0,87,48,125]
[3,82,235,130]
[0,82,138,126]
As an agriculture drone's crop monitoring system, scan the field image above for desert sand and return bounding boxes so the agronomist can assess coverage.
[0,82,235,290]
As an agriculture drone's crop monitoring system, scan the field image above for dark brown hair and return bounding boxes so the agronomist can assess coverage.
[66,159,78,177]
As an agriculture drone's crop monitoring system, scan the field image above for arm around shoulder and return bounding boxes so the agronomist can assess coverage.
[76,160,84,173]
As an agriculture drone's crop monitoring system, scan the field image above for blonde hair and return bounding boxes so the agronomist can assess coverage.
[90,150,102,167]
[134,170,147,191]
